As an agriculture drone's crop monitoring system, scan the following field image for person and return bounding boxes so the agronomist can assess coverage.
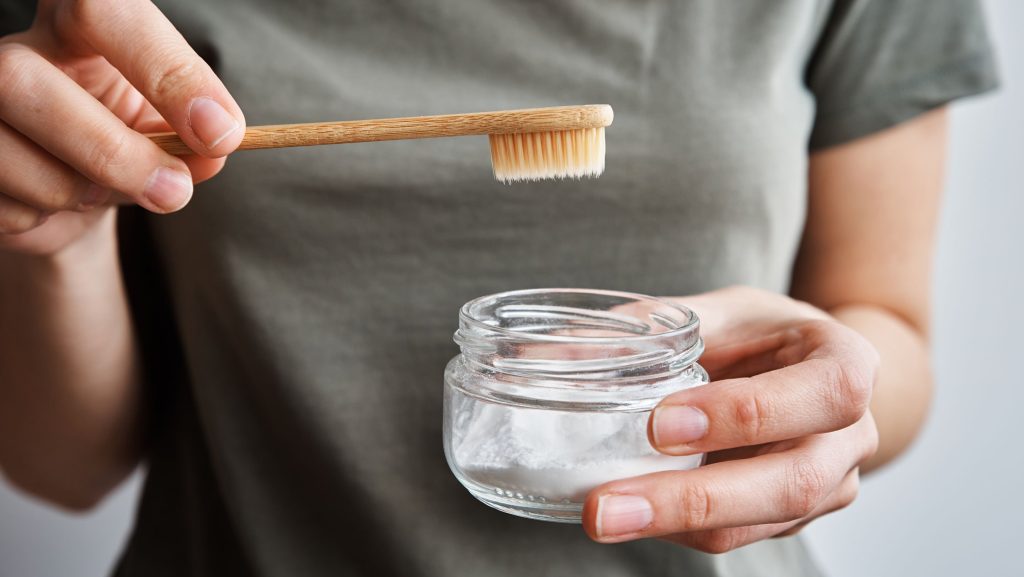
[0,1,998,576]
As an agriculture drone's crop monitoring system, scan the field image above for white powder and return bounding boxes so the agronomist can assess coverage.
[453,402,702,502]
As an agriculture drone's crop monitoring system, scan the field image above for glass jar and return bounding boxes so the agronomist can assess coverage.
[443,288,708,523]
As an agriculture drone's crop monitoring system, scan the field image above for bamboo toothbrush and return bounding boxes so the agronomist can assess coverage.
[148,104,613,183]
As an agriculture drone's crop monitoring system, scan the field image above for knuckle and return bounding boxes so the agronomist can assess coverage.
[0,205,40,235]
[0,44,33,101]
[847,325,883,372]
[145,56,198,103]
[40,182,79,211]
[732,387,774,445]
[674,482,715,531]
[840,335,877,399]
[819,356,872,428]
[86,129,134,186]
[67,0,114,28]
[0,44,21,78]
[776,523,807,538]
[809,322,879,425]
[797,318,839,346]
[783,457,830,520]
[838,476,860,510]
[67,0,93,27]
[774,328,808,367]
[861,418,880,461]
[694,529,744,554]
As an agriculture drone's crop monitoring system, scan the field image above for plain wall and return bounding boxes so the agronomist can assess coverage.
[804,0,1024,574]
[1,1,1021,575]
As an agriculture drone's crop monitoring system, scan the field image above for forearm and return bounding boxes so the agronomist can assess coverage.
[0,209,141,509]
[828,303,933,474]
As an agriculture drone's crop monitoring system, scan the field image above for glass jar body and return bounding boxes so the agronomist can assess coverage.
[444,358,708,522]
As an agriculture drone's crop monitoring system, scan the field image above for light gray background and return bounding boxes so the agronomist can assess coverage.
[1,1,1021,575]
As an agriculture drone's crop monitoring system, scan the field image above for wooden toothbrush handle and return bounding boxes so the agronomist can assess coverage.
[148,104,613,156]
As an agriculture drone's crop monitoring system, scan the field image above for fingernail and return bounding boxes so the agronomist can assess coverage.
[596,495,653,538]
[144,167,193,212]
[188,97,240,149]
[653,405,708,449]
[77,183,108,211]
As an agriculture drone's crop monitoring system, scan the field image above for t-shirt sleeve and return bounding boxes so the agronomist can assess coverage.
[806,0,999,150]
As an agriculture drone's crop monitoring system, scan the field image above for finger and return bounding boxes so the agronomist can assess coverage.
[583,435,855,543]
[180,155,227,185]
[0,193,46,235]
[131,102,228,185]
[0,45,193,213]
[666,469,861,554]
[773,468,860,538]
[648,320,877,455]
[54,0,245,156]
[104,152,223,209]
[696,329,792,380]
[0,121,112,212]
[670,287,831,350]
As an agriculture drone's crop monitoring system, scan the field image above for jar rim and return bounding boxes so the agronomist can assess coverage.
[458,288,699,345]
[452,289,705,402]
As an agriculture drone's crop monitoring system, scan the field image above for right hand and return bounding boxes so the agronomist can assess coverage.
[0,0,245,256]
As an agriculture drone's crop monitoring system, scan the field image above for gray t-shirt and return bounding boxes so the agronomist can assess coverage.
[0,0,998,575]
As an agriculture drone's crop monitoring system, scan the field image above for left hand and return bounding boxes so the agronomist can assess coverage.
[582,286,880,553]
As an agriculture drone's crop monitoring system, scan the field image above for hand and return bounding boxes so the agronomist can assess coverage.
[0,0,245,256]
[582,286,880,553]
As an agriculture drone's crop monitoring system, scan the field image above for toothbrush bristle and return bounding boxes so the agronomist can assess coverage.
[488,127,605,184]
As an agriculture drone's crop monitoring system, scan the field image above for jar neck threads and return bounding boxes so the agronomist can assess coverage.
[454,289,703,384]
